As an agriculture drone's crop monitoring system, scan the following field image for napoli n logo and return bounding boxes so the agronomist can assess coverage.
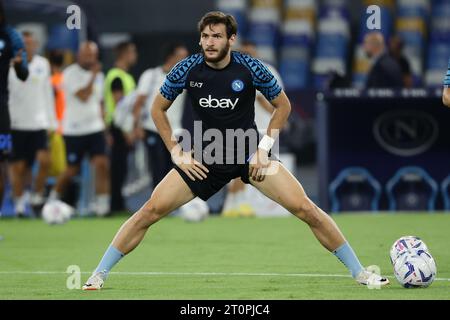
[231,79,244,92]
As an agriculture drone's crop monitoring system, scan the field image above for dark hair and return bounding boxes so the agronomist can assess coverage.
[161,42,186,62]
[114,41,135,59]
[48,50,64,67]
[198,11,237,39]
[0,0,6,26]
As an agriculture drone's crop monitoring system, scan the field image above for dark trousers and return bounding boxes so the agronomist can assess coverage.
[110,124,130,212]
[144,130,173,189]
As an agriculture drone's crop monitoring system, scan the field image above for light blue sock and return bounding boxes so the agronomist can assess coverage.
[333,242,364,278]
[94,245,125,275]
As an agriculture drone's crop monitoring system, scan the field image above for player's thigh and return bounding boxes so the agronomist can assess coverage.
[249,161,310,213]
[141,168,195,217]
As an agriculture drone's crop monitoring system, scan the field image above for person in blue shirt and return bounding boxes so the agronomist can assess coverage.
[0,0,28,215]
[83,11,389,290]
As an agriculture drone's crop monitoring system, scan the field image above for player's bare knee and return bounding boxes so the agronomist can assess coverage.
[137,202,166,226]
[292,198,321,226]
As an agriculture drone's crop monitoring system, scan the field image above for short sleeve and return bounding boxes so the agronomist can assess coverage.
[136,70,152,96]
[256,63,283,99]
[234,53,282,101]
[160,54,203,101]
[444,58,450,87]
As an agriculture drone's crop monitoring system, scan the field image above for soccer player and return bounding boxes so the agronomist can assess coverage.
[0,0,29,215]
[83,12,389,290]
[443,57,450,107]
[48,42,110,217]
[8,31,57,217]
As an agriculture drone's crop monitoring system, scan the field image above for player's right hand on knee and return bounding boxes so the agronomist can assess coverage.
[171,145,209,181]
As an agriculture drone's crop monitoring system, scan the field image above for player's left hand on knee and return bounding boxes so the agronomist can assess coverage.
[249,149,270,182]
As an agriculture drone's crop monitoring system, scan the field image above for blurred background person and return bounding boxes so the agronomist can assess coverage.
[132,43,188,189]
[221,40,284,217]
[0,0,28,216]
[104,41,137,213]
[47,50,67,187]
[48,41,110,217]
[389,34,413,88]
[8,31,56,217]
[363,31,403,89]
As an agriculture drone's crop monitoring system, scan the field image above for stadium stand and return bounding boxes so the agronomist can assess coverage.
[217,0,450,90]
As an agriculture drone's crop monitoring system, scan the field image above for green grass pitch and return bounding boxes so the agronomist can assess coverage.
[0,213,449,300]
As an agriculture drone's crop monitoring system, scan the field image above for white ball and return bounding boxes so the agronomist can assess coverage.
[42,200,74,225]
[393,249,437,288]
[389,236,428,265]
[180,198,209,223]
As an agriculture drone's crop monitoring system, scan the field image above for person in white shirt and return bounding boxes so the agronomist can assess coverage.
[222,40,284,217]
[132,43,189,188]
[48,41,110,216]
[8,31,56,217]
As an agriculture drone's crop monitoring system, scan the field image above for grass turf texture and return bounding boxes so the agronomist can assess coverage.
[0,213,449,300]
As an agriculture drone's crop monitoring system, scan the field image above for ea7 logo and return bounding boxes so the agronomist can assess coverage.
[190,81,203,88]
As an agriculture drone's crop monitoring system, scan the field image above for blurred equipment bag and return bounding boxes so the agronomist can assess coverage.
[49,132,67,177]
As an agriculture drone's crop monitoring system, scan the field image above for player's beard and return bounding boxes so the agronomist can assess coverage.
[202,42,230,63]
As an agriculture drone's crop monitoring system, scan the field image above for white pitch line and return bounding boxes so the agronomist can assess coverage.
[0,271,449,282]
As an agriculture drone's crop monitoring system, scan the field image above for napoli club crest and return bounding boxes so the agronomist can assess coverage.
[231,79,244,92]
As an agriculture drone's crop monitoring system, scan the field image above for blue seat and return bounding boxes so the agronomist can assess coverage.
[279,59,310,90]
[316,34,348,59]
[386,167,438,212]
[329,167,382,213]
[427,43,450,70]
[247,22,279,47]
[281,33,312,47]
[319,6,350,20]
[398,30,425,48]
[441,175,450,211]
[397,5,428,19]
[431,2,450,18]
